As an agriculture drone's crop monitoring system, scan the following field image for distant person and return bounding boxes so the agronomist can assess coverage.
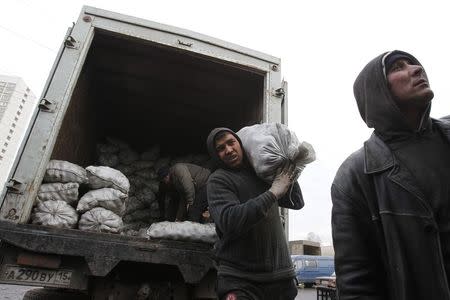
[206,127,304,300]
[157,163,210,222]
[332,50,450,299]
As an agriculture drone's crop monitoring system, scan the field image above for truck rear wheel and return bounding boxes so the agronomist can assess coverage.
[22,288,89,300]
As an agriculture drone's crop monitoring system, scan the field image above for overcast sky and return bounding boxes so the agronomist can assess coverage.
[1,0,448,245]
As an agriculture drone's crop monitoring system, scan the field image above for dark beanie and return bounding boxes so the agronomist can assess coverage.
[383,50,418,76]
[157,166,170,180]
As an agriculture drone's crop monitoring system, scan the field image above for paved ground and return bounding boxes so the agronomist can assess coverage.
[0,284,318,300]
[0,284,35,300]
[296,287,316,299]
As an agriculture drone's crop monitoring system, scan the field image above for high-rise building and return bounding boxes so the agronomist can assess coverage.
[0,75,38,191]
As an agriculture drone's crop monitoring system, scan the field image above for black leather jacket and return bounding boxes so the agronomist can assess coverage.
[332,49,450,300]
[332,117,450,300]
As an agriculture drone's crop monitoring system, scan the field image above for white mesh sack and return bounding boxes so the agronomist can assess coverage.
[143,180,159,194]
[86,166,130,194]
[32,200,78,229]
[135,187,156,203]
[97,143,119,154]
[140,145,160,161]
[105,137,130,150]
[237,123,316,182]
[44,160,88,184]
[78,207,123,233]
[123,209,152,223]
[135,168,157,180]
[124,196,148,215]
[128,175,146,188]
[146,221,218,244]
[131,160,155,171]
[77,188,127,216]
[115,164,136,176]
[149,201,160,218]
[36,182,79,205]
[118,148,139,165]
[98,153,119,167]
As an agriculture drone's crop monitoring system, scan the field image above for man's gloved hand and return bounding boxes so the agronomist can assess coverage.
[269,162,297,199]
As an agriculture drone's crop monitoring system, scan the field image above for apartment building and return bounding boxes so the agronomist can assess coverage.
[0,75,37,191]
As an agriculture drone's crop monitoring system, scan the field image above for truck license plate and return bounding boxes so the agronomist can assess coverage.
[0,264,72,286]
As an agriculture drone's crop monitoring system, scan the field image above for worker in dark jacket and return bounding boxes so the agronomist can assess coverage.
[158,163,210,222]
[206,127,304,300]
[332,50,450,300]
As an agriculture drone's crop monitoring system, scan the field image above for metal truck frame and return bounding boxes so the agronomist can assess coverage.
[0,6,288,299]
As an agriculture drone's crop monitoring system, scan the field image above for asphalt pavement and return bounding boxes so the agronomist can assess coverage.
[296,287,317,299]
[0,284,318,300]
[0,284,34,300]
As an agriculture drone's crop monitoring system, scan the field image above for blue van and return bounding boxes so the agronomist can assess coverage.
[291,255,335,286]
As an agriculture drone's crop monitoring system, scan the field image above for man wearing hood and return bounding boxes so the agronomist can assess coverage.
[206,127,304,300]
[332,50,450,300]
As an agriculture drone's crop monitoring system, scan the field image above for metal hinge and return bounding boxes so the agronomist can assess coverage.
[274,88,285,98]
[6,178,26,194]
[39,98,57,112]
[65,35,78,49]
[177,39,193,47]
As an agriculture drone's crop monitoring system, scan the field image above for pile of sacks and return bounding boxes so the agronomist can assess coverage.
[31,160,129,234]
[31,137,212,237]
[95,137,211,236]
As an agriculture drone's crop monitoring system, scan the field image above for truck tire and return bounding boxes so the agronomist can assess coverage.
[22,288,89,300]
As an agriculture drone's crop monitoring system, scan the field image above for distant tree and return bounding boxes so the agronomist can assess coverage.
[306,232,322,244]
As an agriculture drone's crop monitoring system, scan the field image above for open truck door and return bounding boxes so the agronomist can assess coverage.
[0,6,288,299]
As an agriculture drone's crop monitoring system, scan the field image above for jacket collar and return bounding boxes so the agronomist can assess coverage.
[364,132,394,174]
[435,116,450,139]
[364,117,450,174]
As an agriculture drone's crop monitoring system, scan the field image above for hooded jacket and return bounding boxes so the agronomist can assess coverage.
[332,51,450,300]
[206,127,304,282]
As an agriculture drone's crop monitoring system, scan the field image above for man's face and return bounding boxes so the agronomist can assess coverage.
[215,132,244,169]
[387,58,434,109]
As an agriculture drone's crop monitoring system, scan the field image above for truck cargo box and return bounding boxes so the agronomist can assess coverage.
[0,6,288,298]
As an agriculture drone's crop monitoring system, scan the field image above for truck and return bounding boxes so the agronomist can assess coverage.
[0,6,289,299]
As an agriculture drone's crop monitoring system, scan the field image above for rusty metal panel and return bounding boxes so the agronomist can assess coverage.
[17,251,61,269]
